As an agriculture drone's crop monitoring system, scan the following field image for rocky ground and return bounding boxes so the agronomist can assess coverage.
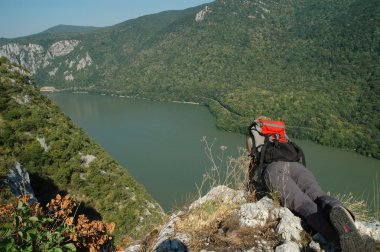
[124,186,380,252]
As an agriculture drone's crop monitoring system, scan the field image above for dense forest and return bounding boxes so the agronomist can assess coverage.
[0,57,165,243]
[0,0,379,158]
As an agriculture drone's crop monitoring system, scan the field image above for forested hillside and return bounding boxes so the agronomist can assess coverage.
[0,57,165,243]
[0,0,379,158]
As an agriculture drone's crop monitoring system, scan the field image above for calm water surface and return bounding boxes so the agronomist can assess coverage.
[46,92,379,212]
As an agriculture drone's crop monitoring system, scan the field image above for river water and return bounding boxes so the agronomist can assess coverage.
[46,92,379,212]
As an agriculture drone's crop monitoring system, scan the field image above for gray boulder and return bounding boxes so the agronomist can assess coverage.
[275,241,300,252]
[5,162,37,204]
[276,209,303,243]
[189,185,246,210]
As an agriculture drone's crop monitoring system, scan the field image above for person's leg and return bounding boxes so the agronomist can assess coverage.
[264,161,323,216]
[286,162,349,217]
[287,161,325,201]
[283,162,375,251]
[263,161,339,242]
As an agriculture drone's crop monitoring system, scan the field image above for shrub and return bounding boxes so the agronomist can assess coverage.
[0,194,115,252]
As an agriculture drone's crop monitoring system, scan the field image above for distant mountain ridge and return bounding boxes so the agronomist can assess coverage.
[40,24,102,34]
[0,0,379,158]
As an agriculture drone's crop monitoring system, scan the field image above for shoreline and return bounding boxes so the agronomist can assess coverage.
[40,86,201,105]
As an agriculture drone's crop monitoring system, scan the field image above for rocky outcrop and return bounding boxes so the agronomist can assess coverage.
[12,94,30,105]
[76,52,92,70]
[5,162,37,204]
[0,40,92,77]
[0,43,45,73]
[36,137,50,152]
[195,6,211,22]
[124,186,380,252]
[48,40,80,57]
[80,153,97,167]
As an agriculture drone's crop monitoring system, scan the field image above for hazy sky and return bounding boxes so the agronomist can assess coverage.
[0,0,212,38]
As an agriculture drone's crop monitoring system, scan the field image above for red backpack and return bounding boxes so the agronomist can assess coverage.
[247,117,306,183]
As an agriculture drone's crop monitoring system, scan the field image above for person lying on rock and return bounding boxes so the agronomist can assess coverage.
[246,117,375,252]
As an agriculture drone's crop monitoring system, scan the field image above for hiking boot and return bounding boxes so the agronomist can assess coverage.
[329,205,376,252]
[315,195,355,221]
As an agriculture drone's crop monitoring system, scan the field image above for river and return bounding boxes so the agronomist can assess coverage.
[46,92,379,212]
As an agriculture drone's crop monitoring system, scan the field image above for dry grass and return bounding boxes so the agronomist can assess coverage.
[175,200,280,251]
[332,175,380,222]
[371,174,380,221]
[333,192,373,222]
[203,220,279,251]
[175,200,238,241]
[171,138,280,250]
[196,136,251,196]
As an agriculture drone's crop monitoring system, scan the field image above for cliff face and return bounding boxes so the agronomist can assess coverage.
[126,186,380,252]
[0,57,165,243]
[0,40,93,83]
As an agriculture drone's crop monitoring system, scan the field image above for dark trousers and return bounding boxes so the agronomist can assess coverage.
[263,161,341,242]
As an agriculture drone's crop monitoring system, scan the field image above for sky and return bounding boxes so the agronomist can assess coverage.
[0,0,212,38]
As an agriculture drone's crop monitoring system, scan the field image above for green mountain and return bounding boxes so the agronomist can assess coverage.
[0,0,379,158]
[0,57,165,243]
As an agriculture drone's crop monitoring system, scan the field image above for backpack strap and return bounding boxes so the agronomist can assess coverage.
[290,141,307,167]
[256,135,270,183]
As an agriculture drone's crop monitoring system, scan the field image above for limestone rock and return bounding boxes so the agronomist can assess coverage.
[276,209,303,242]
[126,186,380,252]
[0,43,45,73]
[356,221,380,242]
[195,6,211,22]
[123,244,140,252]
[239,197,274,227]
[48,67,59,76]
[0,40,83,75]
[76,52,93,70]
[80,154,96,167]
[6,162,37,204]
[12,94,30,105]
[64,73,74,81]
[308,240,323,252]
[275,241,300,252]
[36,137,50,152]
[189,185,246,210]
[48,40,80,57]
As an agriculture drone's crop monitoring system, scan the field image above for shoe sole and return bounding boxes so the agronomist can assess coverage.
[330,205,375,252]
